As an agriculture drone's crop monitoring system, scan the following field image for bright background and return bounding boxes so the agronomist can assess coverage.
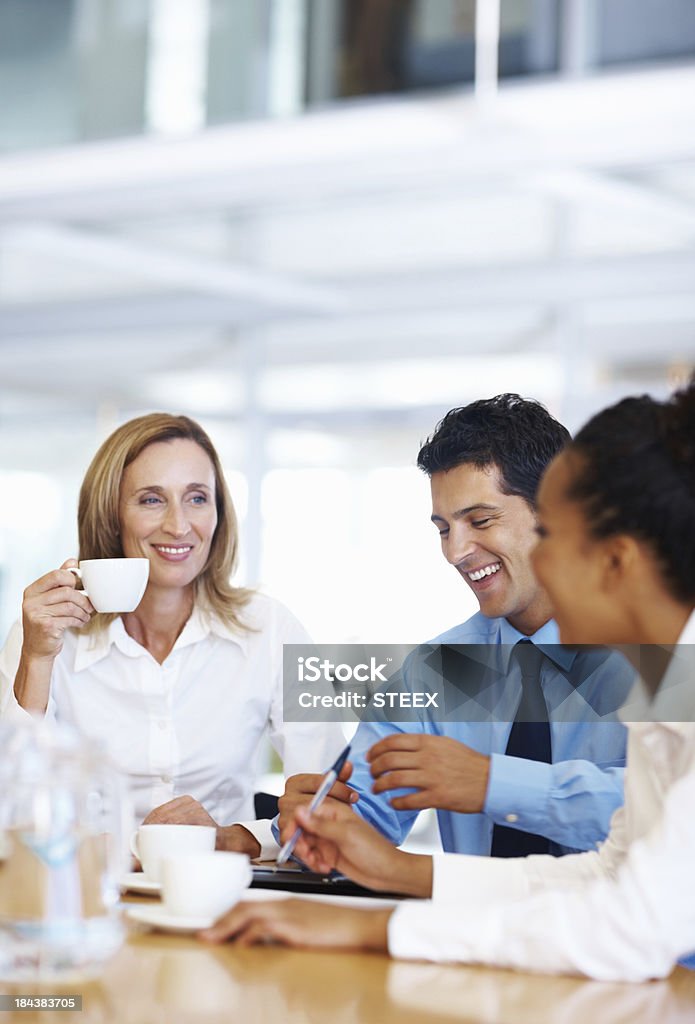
[1,0,694,651]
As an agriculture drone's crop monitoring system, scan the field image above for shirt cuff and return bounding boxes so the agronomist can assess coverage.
[431,851,530,907]
[235,818,279,861]
[388,900,472,962]
[484,753,552,830]
[388,896,508,965]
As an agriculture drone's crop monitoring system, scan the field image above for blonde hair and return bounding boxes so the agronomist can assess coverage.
[78,413,253,632]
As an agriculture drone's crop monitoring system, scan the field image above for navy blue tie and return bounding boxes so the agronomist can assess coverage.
[490,640,552,858]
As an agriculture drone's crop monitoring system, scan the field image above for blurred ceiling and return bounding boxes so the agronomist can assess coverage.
[0,62,694,453]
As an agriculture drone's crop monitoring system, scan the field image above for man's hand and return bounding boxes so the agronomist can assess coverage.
[277,761,358,845]
[291,802,432,898]
[143,795,217,828]
[368,734,491,814]
[142,796,261,859]
[200,898,392,952]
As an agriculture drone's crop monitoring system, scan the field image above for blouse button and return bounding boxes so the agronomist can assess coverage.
[505,813,519,823]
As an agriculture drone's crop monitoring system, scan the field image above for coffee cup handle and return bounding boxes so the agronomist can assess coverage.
[67,566,88,597]
[130,830,141,861]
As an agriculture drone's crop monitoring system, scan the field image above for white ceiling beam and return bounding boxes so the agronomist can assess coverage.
[526,168,695,236]
[6,224,346,314]
[341,251,695,312]
[2,252,694,341]
[0,66,693,223]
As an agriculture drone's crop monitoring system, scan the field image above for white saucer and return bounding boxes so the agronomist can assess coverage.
[119,871,162,895]
[126,903,214,934]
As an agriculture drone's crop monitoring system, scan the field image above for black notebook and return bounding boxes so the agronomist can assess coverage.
[251,864,405,900]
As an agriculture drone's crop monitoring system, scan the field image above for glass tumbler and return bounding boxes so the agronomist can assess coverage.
[0,719,131,981]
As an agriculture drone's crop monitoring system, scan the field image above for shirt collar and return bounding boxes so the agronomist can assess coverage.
[495,617,576,673]
[73,603,249,671]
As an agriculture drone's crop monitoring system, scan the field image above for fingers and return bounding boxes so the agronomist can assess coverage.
[295,804,354,844]
[279,793,356,845]
[282,794,356,851]
[40,586,93,610]
[234,920,284,948]
[201,901,299,945]
[30,601,93,627]
[292,832,339,874]
[369,749,419,779]
[22,568,96,660]
[281,772,357,805]
[200,902,266,943]
[371,770,423,795]
[294,805,402,893]
[283,772,323,794]
[143,796,215,827]
[330,781,359,804]
[24,583,94,621]
[32,616,91,637]
[26,568,82,597]
[277,775,322,829]
[153,795,196,812]
[388,792,432,811]
[367,734,422,763]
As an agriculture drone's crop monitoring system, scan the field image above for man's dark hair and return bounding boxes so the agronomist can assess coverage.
[417,394,571,506]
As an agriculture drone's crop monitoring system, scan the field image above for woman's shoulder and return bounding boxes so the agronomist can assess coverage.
[205,591,310,642]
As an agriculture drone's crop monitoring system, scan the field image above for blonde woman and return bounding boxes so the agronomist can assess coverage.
[0,413,343,858]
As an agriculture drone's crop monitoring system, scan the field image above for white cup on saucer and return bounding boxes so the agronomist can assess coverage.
[70,558,149,613]
[130,824,216,884]
[161,851,252,920]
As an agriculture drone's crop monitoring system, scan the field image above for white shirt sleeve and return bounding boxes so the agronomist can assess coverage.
[431,801,629,909]
[388,766,695,981]
[0,620,48,723]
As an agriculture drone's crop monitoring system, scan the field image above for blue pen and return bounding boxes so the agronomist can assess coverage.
[276,744,351,867]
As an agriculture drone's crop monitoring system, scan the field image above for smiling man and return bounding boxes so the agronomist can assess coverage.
[280,395,633,858]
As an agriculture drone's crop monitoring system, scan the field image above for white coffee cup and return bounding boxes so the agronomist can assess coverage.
[70,558,149,613]
[161,852,252,919]
[130,824,216,883]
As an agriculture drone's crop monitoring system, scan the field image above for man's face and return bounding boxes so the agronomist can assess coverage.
[430,462,551,635]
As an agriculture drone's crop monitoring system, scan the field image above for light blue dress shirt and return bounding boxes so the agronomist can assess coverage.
[348,614,633,856]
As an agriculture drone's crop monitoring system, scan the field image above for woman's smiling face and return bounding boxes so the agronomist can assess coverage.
[532,451,628,645]
[119,438,218,594]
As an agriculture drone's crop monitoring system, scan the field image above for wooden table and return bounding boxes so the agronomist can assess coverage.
[2,903,695,1024]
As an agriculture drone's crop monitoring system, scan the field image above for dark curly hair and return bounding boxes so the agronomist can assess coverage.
[417,394,571,507]
[567,377,695,603]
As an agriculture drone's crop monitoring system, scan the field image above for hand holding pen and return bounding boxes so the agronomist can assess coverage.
[276,744,352,867]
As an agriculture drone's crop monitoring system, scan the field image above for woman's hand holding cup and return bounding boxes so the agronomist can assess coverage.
[22,559,95,661]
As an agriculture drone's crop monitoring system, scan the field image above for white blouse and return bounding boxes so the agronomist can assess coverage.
[0,593,345,857]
